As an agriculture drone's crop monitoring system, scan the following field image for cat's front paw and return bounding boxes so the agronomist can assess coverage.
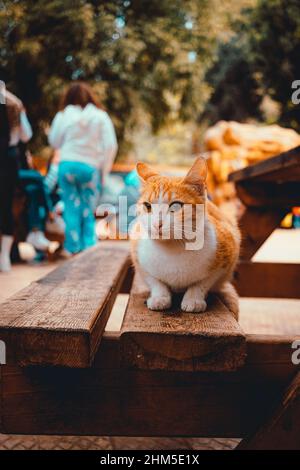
[147,295,172,311]
[181,297,207,313]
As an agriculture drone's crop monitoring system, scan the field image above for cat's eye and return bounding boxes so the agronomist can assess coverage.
[169,201,184,212]
[143,202,152,213]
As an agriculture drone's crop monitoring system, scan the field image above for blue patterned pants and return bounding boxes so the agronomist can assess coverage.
[58,161,100,253]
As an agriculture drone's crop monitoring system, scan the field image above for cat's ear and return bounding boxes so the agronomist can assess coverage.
[136,162,158,183]
[183,157,207,187]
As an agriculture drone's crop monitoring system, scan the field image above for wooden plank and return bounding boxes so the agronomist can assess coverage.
[238,208,286,260]
[240,299,300,336]
[120,276,246,372]
[236,181,299,209]
[234,261,300,298]
[0,245,130,367]
[0,333,297,437]
[229,146,300,183]
[237,372,300,449]
[245,335,299,380]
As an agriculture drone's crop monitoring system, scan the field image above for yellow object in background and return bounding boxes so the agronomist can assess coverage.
[281,212,293,229]
[204,121,300,206]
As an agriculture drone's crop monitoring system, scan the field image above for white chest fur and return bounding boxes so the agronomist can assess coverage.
[137,222,217,292]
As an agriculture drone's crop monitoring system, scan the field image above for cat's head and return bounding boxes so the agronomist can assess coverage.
[135,157,207,242]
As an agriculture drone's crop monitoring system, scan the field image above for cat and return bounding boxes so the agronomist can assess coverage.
[130,157,241,318]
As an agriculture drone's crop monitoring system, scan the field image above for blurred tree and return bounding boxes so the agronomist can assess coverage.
[0,0,215,154]
[201,39,262,124]
[203,0,300,131]
[243,0,300,130]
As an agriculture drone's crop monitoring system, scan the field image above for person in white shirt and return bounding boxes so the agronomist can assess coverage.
[48,82,118,255]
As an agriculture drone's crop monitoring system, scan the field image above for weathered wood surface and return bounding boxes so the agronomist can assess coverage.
[240,299,300,336]
[246,335,299,380]
[238,208,286,260]
[229,147,300,305]
[235,181,300,209]
[0,333,297,437]
[0,245,130,367]
[120,276,246,372]
[234,261,300,298]
[229,145,300,184]
[237,372,300,449]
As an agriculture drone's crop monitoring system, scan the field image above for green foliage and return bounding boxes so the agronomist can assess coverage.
[203,0,300,131]
[243,0,300,130]
[202,39,263,124]
[0,0,215,154]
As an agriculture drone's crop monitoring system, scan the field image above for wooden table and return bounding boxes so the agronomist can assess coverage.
[229,145,300,298]
[0,244,299,449]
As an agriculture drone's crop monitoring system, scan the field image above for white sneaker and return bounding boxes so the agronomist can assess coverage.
[26,231,51,251]
[0,252,12,272]
[18,242,37,262]
[0,235,13,272]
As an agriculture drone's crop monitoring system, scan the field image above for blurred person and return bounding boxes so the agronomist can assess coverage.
[44,150,60,199]
[48,82,117,256]
[18,143,53,251]
[43,151,66,237]
[0,91,32,272]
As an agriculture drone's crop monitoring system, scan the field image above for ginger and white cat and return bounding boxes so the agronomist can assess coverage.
[131,158,241,318]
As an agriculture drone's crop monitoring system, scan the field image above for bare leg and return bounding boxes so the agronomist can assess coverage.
[145,275,172,311]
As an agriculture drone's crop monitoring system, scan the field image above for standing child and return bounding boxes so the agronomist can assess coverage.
[48,82,118,256]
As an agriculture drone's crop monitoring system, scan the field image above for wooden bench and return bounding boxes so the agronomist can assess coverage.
[0,243,299,449]
[229,145,300,298]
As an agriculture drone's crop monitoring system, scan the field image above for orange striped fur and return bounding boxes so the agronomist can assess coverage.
[131,158,240,317]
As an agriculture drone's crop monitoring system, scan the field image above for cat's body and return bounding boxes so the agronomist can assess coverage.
[135,218,216,292]
[131,158,240,318]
